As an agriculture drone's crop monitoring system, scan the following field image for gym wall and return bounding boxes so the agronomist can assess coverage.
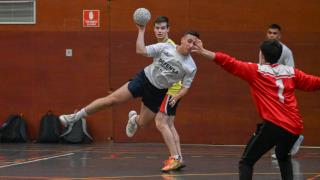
[0,0,319,145]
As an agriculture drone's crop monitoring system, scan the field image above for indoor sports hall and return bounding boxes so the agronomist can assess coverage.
[0,1,319,179]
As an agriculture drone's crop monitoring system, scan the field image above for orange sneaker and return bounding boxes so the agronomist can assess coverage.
[163,157,172,166]
[177,160,186,170]
[161,157,182,172]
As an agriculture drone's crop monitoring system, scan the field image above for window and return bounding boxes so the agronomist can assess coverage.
[0,0,36,24]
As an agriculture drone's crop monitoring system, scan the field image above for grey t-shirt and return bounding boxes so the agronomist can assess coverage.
[278,42,294,67]
[259,42,294,67]
[144,42,197,89]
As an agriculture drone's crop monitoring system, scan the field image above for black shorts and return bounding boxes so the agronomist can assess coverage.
[128,70,167,113]
[159,94,180,116]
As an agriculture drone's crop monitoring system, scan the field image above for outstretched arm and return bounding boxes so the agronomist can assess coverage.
[192,39,216,60]
[192,39,257,82]
[295,69,320,91]
[136,25,148,56]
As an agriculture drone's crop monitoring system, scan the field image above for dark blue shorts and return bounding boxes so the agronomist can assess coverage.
[159,94,180,116]
[128,70,168,113]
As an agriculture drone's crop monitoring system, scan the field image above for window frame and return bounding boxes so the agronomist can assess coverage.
[0,0,36,24]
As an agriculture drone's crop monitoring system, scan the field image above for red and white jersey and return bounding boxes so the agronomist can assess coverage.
[214,52,320,135]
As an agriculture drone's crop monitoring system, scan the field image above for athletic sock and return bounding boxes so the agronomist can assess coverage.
[179,155,183,162]
[75,108,88,120]
[172,155,180,160]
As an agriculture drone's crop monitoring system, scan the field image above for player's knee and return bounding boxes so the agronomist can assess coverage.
[155,119,168,131]
[155,120,163,130]
[275,152,290,161]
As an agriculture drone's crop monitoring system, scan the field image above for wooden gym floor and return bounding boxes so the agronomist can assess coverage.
[0,143,319,180]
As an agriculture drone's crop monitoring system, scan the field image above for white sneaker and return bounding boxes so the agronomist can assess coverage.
[126,110,137,137]
[59,114,77,127]
[291,135,304,156]
[128,110,137,119]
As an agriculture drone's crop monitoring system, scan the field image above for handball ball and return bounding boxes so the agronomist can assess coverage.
[133,8,151,26]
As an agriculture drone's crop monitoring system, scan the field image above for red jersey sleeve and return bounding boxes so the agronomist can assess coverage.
[294,69,320,91]
[214,52,258,82]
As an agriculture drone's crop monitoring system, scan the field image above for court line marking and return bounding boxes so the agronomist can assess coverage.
[0,172,319,179]
[79,172,320,179]
[184,144,320,149]
[0,144,319,154]
[0,152,74,169]
[306,174,320,180]
[0,147,94,152]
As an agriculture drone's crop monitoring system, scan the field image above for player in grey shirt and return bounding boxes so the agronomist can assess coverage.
[144,42,197,89]
[259,24,294,67]
[58,23,199,137]
[125,26,198,139]
[126,16,193,172]
[278,43,294,67]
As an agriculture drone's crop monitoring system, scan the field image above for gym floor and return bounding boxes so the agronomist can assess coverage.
[0,143,319,180]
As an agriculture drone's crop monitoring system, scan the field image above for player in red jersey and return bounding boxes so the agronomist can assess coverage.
[192,39,320,180]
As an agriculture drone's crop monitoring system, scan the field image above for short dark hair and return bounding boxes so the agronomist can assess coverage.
[184,30,200,38]
[260,39,283,64]
[268,24,281,31]
[154,16,169,27]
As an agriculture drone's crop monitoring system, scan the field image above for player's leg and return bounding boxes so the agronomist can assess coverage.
[275,131,299,180]
[155,112,181,172]
[239,122,276,180]
[155,112,179,156]
[164,95,183,162]
[126,103,156,137]
[60,82,133,126]
[126,70,167,137]
[157,95,180,158]
[156,95,183,171]
[136,103,157,127]
[167,116,183,162]
[167,115,186,170]
[274,134,303,159]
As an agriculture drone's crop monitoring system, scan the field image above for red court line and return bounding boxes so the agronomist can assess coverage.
[306,173,320,180]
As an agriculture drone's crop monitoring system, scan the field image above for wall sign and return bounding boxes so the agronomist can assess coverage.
[83,10,100,27]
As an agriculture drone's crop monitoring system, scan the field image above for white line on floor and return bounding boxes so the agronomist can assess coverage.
[0,152,74,169]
